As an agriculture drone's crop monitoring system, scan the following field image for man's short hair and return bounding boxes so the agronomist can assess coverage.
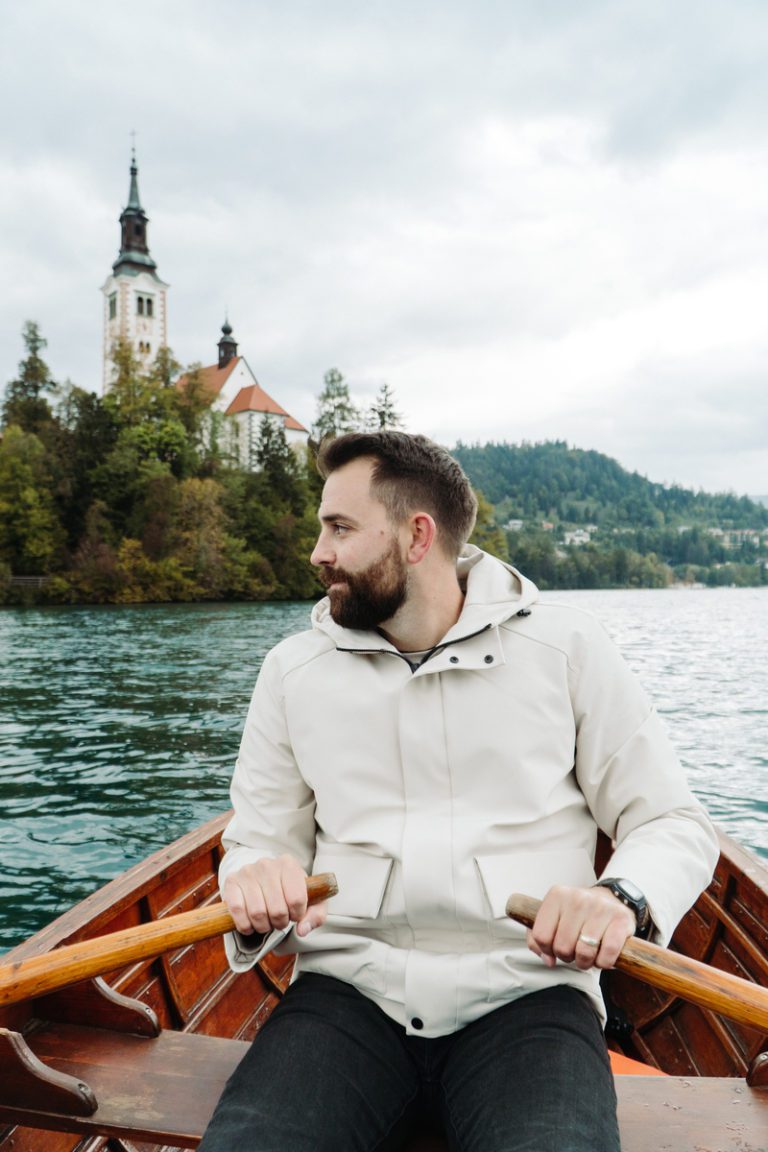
[316,431,478,558]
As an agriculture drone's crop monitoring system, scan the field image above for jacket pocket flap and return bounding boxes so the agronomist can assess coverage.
[313,852,394,919]
[475,850,596,919]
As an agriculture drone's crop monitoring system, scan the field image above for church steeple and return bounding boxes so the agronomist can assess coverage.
[113,148,158,275]
[218,318,239,368]
[101,147,169,392]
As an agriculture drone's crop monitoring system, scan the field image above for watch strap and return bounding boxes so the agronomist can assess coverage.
[594,878,653,939]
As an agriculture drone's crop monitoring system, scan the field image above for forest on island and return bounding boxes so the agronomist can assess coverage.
[1,322,766,604]
[0,324,369,605]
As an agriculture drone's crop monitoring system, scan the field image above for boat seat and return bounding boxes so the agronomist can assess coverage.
[0,1023,767,1150]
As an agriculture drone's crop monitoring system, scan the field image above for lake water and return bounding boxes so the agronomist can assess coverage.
[1,588,766,954]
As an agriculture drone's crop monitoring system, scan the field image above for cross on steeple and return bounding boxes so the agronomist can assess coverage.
[114,141,154,269]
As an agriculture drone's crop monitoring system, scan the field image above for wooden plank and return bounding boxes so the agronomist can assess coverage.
[405,1079,768,1151]
[616,1077,768,1152]
[0,1026,249,1148]
[1,1024,766,1151]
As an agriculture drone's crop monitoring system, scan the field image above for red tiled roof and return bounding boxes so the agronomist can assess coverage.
[226,385,308,433]
[226,383,289,417]
[177,358,308,434]
[176,358,239,398]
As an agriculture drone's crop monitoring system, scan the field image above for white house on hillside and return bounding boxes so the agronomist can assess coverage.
[177,321,309,469]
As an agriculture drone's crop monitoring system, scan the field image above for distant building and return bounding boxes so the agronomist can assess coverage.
[176,320,309,470]
[563,525,598,547]
[101,150,169,391]
[563,529,592,547]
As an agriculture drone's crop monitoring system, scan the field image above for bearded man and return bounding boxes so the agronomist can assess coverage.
[199,431,717,1152]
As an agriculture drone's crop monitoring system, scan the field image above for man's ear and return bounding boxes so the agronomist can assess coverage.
[405,513,437,564]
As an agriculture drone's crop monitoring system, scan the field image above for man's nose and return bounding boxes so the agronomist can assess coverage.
[310,534,333,567]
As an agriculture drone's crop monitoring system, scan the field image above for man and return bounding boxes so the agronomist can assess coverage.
[200,432,718,1151]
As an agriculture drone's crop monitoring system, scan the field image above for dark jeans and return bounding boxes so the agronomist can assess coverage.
[198,974,620,1152]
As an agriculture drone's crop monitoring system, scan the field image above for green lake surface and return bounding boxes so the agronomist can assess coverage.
[1,588,766,954]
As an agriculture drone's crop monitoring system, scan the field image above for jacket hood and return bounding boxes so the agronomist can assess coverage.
[311,545,539,652]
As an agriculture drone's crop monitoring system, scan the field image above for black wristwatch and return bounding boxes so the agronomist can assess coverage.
[594,878,653,939]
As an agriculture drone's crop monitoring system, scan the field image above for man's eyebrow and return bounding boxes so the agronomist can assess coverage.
[318,511,361,526]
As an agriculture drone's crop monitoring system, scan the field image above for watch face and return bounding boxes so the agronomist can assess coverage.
[616,879,644,903]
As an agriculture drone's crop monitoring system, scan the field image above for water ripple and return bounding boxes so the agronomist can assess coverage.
[1,592,766,954]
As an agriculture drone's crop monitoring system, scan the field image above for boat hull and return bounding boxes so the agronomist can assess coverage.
[1,815,766,1150]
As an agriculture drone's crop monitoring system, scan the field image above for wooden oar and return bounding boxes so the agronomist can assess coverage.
[506,892,768,1033]
[0,872,338,1009]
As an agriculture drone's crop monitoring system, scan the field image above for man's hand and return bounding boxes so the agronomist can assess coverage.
[222,854,329,939]
[527,884,636,971]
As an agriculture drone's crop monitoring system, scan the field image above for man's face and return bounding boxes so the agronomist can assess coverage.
[311,458,409,630]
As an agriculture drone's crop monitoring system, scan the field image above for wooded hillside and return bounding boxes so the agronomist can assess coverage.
[454,440,768,589]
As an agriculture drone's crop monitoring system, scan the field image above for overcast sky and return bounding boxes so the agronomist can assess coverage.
[2,1,767,496]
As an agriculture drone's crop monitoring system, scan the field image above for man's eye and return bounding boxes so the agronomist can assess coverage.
[333,524,349,536]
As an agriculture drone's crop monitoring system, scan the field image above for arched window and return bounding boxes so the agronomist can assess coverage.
[146,297,154,317]
[137,296,144,316]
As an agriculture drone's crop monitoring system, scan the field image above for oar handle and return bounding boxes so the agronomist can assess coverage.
[0,872,338,1009]
[506,892,768,1034]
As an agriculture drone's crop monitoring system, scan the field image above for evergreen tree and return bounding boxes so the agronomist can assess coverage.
[312,368,361,441]
[253,418,306,513]
[367,382,403,430]
[2,321,57,435]
[49,383,119,551]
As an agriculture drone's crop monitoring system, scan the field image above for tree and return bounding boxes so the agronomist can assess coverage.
[253,418,308,513]
[148,344,182,390]
[53,385,119,548]
[367,382,403,430]
[469,491,509,561]
[104,338,146,424]
[2,321,57,435]
[312,368,361,441]
[0,425,63,574]
[173,477,232,596]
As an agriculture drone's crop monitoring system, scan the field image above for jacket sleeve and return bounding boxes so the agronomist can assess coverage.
[568,612,719,945]
[218,647,318,972]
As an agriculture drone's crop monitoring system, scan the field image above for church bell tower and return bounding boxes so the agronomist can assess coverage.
[101,148,169,391]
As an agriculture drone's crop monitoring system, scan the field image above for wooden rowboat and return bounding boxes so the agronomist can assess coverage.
[0,813,766,1151]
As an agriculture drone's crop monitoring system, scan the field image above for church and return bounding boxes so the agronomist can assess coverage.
[101,153,309,467]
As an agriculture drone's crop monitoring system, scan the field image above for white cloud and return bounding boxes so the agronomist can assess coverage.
[1,0,767,497]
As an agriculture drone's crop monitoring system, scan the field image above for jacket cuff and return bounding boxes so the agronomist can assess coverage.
[223,924,292,972]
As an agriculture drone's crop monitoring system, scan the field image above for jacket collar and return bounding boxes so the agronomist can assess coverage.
[311,546,539,664]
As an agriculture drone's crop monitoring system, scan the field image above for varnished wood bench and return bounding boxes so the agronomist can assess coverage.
[1,1021,767,1151]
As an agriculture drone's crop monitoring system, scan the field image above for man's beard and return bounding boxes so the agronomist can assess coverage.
[320,538,408,630]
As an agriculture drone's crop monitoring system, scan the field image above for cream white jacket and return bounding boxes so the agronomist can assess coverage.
[220,547,718,1037]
